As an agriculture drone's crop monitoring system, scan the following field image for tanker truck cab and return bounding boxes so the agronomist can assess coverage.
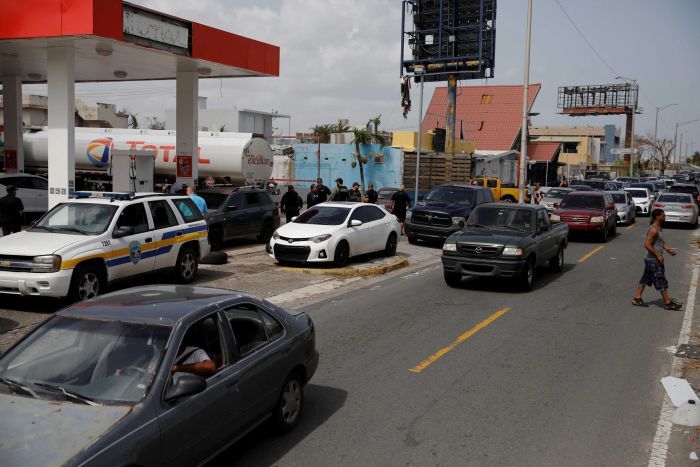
[0,193,210,301]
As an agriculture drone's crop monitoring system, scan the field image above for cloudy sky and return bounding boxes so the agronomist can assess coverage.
[23,0,700,150]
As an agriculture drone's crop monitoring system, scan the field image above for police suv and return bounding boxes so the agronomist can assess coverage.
[0,192,210,301]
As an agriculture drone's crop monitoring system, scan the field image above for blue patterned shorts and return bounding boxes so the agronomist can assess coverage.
[640,258,668,291]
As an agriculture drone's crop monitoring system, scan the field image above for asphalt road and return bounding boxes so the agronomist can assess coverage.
[214,221,700,466]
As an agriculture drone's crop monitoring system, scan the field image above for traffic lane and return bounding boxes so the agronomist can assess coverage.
[224,222,694,466]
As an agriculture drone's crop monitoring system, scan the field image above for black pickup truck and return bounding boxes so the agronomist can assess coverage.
[441,204,569,291]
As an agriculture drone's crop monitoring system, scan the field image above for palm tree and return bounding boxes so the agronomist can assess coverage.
[312,124,334,144]
[128,113,139,129]
[352,128,374,193]
[366,114,386,146]
[333,121,350,133]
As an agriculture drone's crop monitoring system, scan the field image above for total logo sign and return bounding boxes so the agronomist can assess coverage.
[87,137,114,167]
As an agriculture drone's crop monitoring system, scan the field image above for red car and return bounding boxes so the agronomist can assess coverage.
[550,191,617,242]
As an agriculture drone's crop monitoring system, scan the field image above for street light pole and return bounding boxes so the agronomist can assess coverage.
[675,118,700,172]
[653,103,677,174]
[518,0,533,204]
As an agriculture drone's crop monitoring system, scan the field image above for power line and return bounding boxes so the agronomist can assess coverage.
[552,0,619,78]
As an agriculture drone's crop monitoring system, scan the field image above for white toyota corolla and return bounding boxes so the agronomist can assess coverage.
[268,202,401,267]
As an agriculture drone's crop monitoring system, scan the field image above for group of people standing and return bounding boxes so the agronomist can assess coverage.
[278,177,382,223]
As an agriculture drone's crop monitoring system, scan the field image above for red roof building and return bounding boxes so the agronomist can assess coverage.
[526,142,560,163]
[421,84,541,152]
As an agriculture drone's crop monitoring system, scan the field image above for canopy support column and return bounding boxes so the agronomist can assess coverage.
[176,71,199,189]
[1,76,24,173]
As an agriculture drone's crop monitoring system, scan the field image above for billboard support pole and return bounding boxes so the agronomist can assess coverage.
[415,70,424,203]
[446,74,457,154]
[518,0,533,204]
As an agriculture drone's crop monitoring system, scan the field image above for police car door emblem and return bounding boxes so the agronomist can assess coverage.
[129,241,142,264]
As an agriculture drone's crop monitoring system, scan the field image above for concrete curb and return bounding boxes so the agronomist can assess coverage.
[281,255,409,278]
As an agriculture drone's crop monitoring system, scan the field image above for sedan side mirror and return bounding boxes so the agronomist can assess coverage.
[113,225,134,238]
[291,216,298,222]
[164,374,207,402]
[349,219,363,227]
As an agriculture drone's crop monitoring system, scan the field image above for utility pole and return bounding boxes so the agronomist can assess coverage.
[518,0,533,204]
[653,104,677,174]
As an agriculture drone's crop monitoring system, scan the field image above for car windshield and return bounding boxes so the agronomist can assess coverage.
[425,187,475,205]
[199,192,228,210]
[0,316,170,404]
[578,180,606,189]
[570,185,592,191]
[670,186,698,195]
[559,195,605,209]
[630,183,654,190]
[378,191,397,200]
[294,206,351,225]
[611,194,627,203]
[626,189,648,198]
[467,207,533,231]
[31,203,117,235]
[658,194,692,203]
[545,189,571,198]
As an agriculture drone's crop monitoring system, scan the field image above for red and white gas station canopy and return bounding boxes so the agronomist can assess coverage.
[0,0,279,82]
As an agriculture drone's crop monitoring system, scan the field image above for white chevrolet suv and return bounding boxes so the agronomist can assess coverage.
[0,192,210,301]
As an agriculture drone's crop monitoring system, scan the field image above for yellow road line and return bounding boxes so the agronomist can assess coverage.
[627,223,637,230]
[409,307,511,373]
[578,245,605,263]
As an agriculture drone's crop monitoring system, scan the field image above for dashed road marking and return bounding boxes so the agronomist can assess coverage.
[578,246,605,263]
[409,307,511,373]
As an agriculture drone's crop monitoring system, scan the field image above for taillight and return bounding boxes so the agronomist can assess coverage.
[683,205,694,210]
[654,203,663,208]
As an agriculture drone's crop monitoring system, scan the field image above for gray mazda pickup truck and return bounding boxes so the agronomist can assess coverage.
[441,204,569,291]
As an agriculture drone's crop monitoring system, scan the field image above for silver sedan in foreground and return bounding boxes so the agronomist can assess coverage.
[0,286,318,466]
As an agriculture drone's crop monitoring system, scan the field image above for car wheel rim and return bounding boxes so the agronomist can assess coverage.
[181,253,195,279]
[281,380,301,424]
[527,262,534,285]
[78,273,99,301]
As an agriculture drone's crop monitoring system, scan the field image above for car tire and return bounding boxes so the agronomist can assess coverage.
[444,270,462,287]
[501,195,516,203]
[599,224,609,243]
[333,241,350,267]
[384,233,398,256]
[611,222,617,237]
[174,246,199,283]
[407,235,418,245]
[549,246,564,273]
[272,372,304,433]
[208,227,224,251]
[257,221,275,244]
[520,257,535,291]
[69,264,105,302]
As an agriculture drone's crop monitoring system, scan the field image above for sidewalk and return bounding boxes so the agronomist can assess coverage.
[196,237,442,306]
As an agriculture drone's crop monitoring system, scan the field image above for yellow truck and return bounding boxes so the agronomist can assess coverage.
[471,177,526,203]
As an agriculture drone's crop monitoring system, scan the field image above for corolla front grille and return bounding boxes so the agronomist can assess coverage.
[456,244,502,257]
[274,245,310,262]
[278,235,310,242]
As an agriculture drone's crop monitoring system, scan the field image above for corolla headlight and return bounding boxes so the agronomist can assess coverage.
[272,231,280,240]
[32,255,62,273]
[502,247,523,256]
[590,216,604,223]
[405,210,412,220]
[443,243,457,252]
[310,234,332,243]
[452,217,466,226]
[550,214,561,222]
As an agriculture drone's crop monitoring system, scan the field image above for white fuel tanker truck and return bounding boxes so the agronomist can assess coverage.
[21,127,274,186]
